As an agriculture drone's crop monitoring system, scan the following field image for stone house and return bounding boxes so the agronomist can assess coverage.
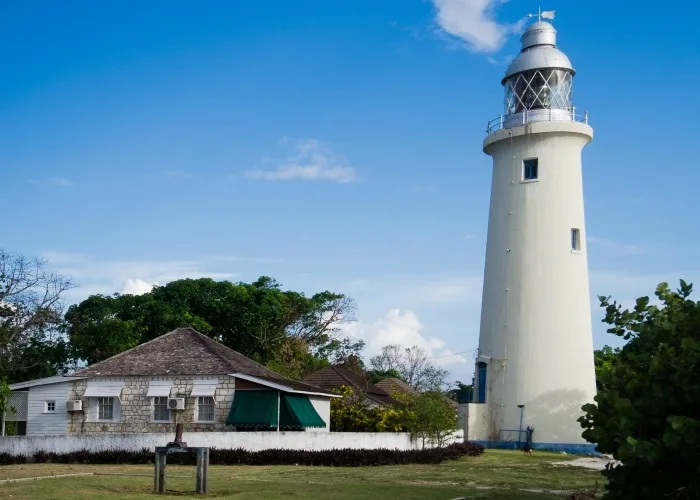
[1,328,335,437]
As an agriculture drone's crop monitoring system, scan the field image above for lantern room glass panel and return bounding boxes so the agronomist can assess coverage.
[504,69,573,115]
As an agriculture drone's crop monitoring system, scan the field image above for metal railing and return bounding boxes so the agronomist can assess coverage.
[486,108,589,135]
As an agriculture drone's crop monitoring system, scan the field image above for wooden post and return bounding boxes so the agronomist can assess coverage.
[154,447,166,493]
[195,447,209,494]
[154,445,207,494]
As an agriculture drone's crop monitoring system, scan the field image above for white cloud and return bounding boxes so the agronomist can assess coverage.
[120,278,154,296]
[28,177,75,186]
[341,309,467,367]
[246,138,357,183]
[431,0,527,53]
[42,251,241,304]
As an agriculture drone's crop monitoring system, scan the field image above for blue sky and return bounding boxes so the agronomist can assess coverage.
[2,0,699,384]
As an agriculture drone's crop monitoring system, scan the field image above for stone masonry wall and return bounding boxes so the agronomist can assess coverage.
[67,376,235,434]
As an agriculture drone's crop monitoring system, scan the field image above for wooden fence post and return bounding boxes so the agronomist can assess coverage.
[154,447,167,493]
[195,447,209,494]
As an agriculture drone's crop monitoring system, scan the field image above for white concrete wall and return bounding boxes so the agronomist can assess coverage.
[26,383,70,437]
[461,403,490,442]
[0,430,464,456]
[306,396,330,432]
[477,121,598,444]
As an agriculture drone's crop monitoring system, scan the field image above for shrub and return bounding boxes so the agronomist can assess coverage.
[330,386,409,432]
[0,452,27,465]
[22,441,483,466]
[580,281,700,499]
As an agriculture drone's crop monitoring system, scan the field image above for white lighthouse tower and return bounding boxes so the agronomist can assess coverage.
[470,16,597,452]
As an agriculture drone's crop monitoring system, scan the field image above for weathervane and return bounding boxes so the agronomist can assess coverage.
[528,7,555,22]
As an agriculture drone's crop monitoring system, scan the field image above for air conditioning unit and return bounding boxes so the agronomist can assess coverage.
[66,400,83,412]
[167,398,185,410]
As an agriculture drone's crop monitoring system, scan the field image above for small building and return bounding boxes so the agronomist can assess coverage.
[376,378,459,410]
[375,378,416,398]
[1,328,335,437]
[301,366,393,407]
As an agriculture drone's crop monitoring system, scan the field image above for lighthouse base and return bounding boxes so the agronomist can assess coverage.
[460,403,599,455]
[470,440,599,455]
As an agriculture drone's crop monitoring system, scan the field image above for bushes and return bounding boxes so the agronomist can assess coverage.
[0,452,27,465]
[1,442,484,467]
[580,282,700,499]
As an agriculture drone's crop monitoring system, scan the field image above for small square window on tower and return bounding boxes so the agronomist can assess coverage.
[523,158,538,180]
[571,228,581,251]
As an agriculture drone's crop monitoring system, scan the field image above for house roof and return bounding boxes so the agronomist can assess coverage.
[301,366,393,405]
[9,375,87,391]
[376,377,459,409]
[70,327,333,396]
[375,377,417,395]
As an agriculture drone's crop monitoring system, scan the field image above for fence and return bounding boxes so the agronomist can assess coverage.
[0,430,464,457]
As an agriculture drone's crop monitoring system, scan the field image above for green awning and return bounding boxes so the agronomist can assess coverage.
[280,393,326,429]
[226,390,278,428]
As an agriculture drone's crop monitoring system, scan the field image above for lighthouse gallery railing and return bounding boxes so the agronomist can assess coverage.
[486,108,589,135]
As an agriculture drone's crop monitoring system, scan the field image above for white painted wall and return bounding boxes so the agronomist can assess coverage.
[26,383,70,437]
[306,395,330,432]
[460,403,489,442]
[476,121,597,444]
[0,430,464,456]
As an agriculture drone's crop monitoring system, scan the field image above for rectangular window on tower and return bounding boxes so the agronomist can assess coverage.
[571,228,581,251]
[523,158,538,180]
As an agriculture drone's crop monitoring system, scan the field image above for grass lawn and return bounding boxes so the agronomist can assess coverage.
[0,449,603,499]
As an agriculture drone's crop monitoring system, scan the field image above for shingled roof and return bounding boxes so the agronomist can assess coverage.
[375,377,417,396]
[72,327,333,396]
[301,366,392,405]
[376,377,459,409]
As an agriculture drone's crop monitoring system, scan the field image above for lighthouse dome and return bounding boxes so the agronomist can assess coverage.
[502,21,574,84]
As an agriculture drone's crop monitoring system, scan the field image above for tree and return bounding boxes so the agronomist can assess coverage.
[370,344,449,391]
[329,386,406,432]
[593,345,620,392]
[367,368,405,385]
[579,281,700,499]
[446,380,474,403]
[0,249,74,384]
[394,390,458,448]
[0,378,10,416]
[265,337,329,380]
[65,277,357,373]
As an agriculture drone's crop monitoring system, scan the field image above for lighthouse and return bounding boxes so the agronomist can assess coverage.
[469,17,597,452]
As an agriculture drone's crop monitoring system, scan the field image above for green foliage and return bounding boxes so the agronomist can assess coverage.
[367,368,405,385]
[394,390,458,448]
[445,380,474,403]
[593,345,620,391]
[0,377,10,416]
[330,386,408,432]
[65,277,355,370]
[579,280,700,499]
[265,337,329,380]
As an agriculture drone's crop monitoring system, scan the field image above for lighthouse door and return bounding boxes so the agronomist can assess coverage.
[476,362,488,403]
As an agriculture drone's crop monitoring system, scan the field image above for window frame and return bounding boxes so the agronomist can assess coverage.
[522,158,539,182]
[44,401,56,413]
[571,228,582,252]
[196,396,215,423]
[152,396,170,423]
[97,397,115,421]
